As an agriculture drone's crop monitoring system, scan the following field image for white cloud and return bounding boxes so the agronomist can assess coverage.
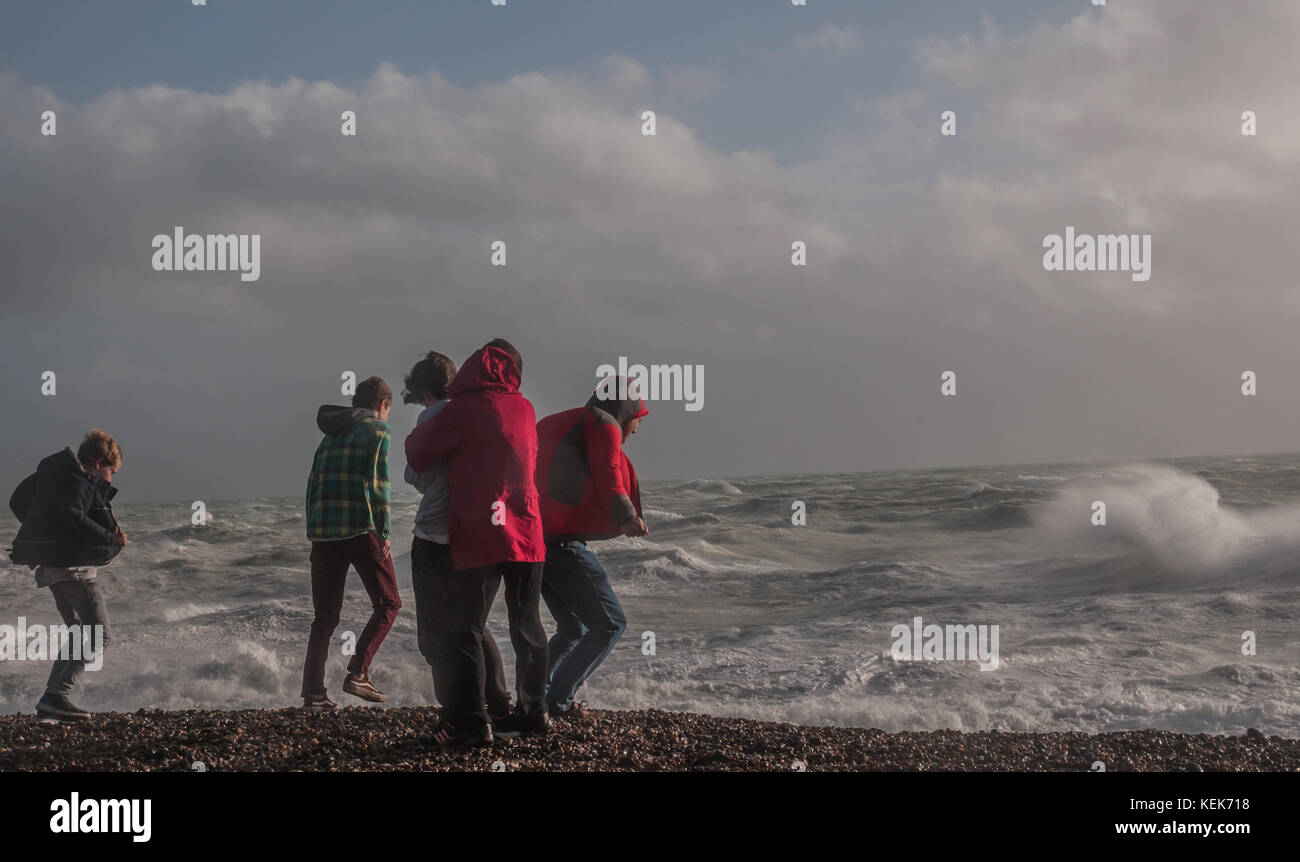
[791,25,862,57]
[4,0,1300,497]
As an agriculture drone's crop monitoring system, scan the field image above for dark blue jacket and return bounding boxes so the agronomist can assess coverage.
[8,448,122,568]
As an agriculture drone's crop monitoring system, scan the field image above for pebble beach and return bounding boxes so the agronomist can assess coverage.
[2,707,1297,772]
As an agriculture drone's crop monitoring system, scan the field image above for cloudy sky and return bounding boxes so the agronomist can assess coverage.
[2,0,1298,503]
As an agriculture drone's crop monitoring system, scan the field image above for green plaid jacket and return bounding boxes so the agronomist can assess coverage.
[305,417,391,541]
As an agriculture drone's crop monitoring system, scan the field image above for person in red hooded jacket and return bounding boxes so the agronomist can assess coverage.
[534,376,649,716]
[404,339,548,746]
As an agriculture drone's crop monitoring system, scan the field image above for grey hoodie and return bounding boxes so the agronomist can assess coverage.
[404,401,450,544]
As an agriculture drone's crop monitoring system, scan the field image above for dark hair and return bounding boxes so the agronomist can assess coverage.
[485,338,523,379]
[352,376,393,410]
[78,429,123,472]
[403,351,457,404]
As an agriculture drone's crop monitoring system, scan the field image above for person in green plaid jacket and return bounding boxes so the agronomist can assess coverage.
[305,415,392,542]
[300,376,402,710]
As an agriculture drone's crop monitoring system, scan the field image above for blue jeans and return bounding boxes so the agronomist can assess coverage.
[541,542,627,711]
[46,580,111,698]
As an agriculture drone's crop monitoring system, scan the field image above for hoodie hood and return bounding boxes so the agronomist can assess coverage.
[449,346,521,397]
[587,376,650,427]
[37,447,119,500]
[37,447,84,480]
[317,405,373,435]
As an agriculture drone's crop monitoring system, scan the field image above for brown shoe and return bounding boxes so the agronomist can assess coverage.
[301,693,339,712]
[343,672,388,703]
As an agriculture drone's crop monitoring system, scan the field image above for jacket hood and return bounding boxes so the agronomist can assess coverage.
[31,447,116,499]
[450,346,520,397]
[317,405,373,435]
[37,448,86,482]
[587,376,650,427]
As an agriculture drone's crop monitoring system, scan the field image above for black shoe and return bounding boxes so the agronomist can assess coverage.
[492,709,550,738]
[36,694,91,721]
[430,719,492,749]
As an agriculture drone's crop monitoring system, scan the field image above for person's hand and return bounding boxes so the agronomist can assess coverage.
[113,528,128,546]
[620,517,649,538]
[382,538,392,559]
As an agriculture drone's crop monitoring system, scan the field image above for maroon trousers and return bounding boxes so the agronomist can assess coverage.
[301,531,401,697]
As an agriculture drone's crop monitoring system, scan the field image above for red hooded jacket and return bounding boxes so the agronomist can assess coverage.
[405,346,545,570]
[535,383,648,542]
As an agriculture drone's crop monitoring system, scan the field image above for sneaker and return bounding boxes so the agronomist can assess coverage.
[429,719,492,749]
[301,693,339,712]
[492,709,550,739]
[343,671,388,703]
[36,694,91,721]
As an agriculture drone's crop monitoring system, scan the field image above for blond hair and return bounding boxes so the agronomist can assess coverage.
[77,429,123,472]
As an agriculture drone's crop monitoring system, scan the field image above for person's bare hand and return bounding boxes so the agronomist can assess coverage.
[113,528,128,546]
[382,538,392,559]
[620,517,649,538]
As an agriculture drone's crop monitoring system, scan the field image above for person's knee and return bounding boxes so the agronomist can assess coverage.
[610,604,629,635]
[376,594,401,619]
[312,609,341,631]
[557,618,588,640]
[593,612,626,643]
[429,630,470,652]
[416,629,435,659]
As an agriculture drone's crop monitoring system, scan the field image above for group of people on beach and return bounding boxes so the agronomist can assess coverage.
[303,338,649,745]
[9,338,650,748]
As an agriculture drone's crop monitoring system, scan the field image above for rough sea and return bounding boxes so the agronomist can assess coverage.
[3,454,1298,734]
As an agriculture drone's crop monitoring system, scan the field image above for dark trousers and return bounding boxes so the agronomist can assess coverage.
[428,560,547,728]
[410,537,511,716]
[46,580,111,698]
[301,531,401,697]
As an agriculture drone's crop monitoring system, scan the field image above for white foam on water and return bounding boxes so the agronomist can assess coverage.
[157,602,231,623]
[2,460,1297,733]
[1034,462,1300,576]
[642,507,684,520]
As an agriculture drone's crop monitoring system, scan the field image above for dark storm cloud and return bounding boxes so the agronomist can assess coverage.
[2,1,1299,502]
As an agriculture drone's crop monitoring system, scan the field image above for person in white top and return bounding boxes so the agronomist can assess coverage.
[402,351,512,720]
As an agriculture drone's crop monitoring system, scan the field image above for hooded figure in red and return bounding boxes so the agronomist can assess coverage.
[536,380,649,540]
[533,377,648,714]
[403,343,550,743]
[405,345,545,571]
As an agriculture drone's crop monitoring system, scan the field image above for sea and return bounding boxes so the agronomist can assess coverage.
[2,454,1298,735]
